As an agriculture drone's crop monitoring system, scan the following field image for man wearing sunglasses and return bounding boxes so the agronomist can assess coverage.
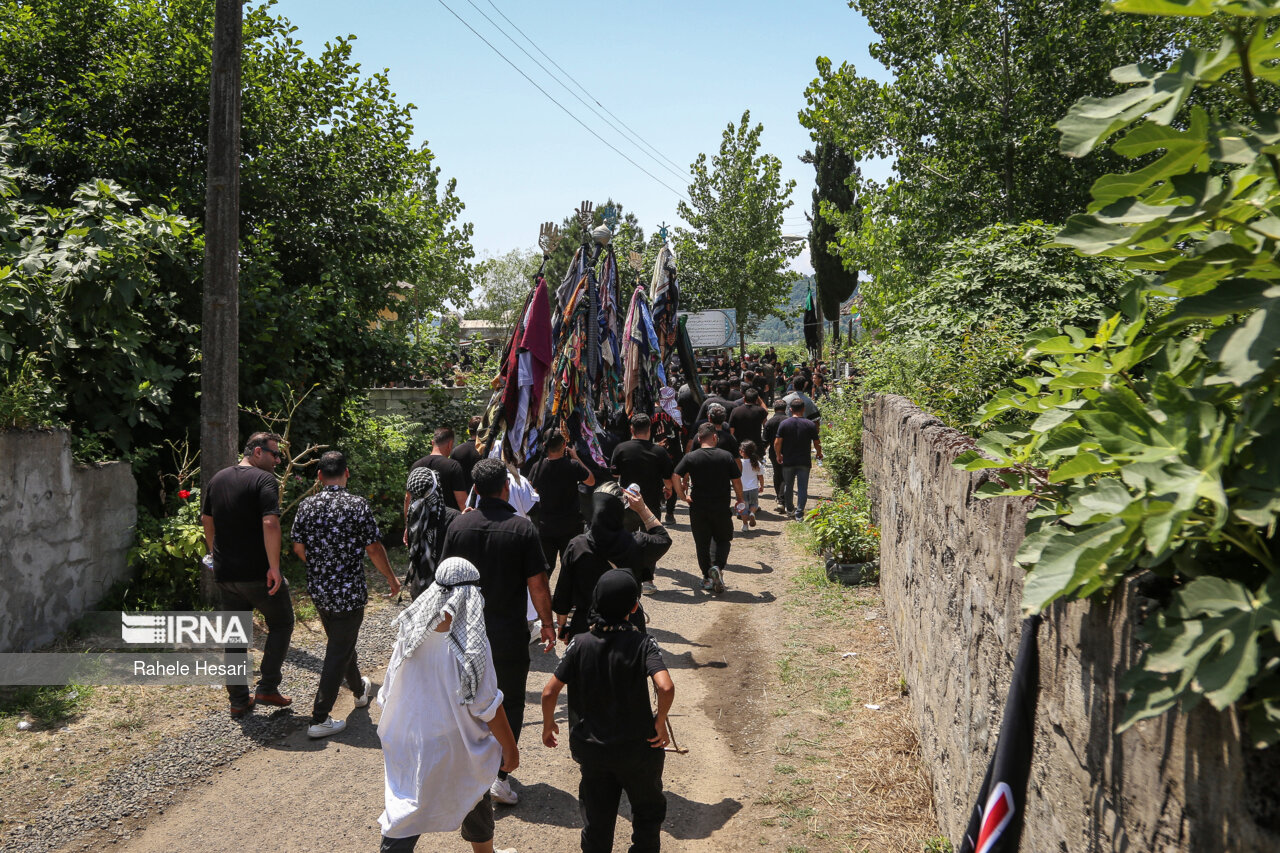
[202,431,296,718]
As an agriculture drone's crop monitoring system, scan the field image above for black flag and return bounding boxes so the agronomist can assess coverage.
[958,614,1041,853]
[803,286,820,353]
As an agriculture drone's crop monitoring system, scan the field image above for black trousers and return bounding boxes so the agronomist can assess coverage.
[218,578,295,702]
[689,508,733,577]
[379,792,495,850]
[769,459,782,500]
[540,527,578,576]
[311,606,365,724]
[571,739,666,853]
[492,644,530,780]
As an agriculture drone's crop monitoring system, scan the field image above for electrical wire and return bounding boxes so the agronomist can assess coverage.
[435,0,692,205]
[484,0,689,177]
[464,0,690,187]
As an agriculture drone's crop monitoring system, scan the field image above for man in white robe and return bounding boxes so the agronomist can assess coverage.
[377,557,519,853]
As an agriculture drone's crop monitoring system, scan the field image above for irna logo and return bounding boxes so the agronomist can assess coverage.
[120,613,250,646]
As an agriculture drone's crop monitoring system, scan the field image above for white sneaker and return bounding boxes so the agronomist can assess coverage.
[307,716,346,738]
[352,675,372,708]
[741,521,750,533]
[490,775,519,805]
[709,566,726,594]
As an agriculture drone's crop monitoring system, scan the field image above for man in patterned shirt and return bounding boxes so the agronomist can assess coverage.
[291,450,401,738]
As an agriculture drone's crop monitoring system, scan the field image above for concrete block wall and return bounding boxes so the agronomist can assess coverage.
[0,429,136,652]
[862,394,1280,852]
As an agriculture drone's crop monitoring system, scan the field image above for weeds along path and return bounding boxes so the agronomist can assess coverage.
[35,471,936,853]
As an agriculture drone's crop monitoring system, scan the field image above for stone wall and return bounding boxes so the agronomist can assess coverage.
[862,394,1280,852]
[366,386,469,419]
[0,430,136,652]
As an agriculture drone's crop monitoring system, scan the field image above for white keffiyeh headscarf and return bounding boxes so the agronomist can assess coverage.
[388,556,488,704]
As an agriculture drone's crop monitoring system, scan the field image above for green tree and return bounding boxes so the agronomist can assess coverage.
[960,0,1280,745]
[799,0,1200,327]
[802,140,859,350]
[1,119,195,447]
[0,0,474,449]
[676,110,802,357]
[468,247,540,328]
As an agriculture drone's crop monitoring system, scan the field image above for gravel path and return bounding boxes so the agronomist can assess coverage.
[11,472,869,853]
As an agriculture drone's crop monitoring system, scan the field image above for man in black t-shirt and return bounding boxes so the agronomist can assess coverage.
[610,414,676,528]
[775,398,825,521]
[201,431,296,718]
[703,404,739,460]
[529,430,595,574]
[762,399,788,512]
[541,570,674,853]
[442,458,556,806]
[693,379,737,427]
[449,415,483,492]
[409,427,468,511]
[674,422,744,594]
[728,387,768,448]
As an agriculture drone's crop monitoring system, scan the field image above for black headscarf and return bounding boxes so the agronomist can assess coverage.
[590,569,640,632]
[587,487,634,567]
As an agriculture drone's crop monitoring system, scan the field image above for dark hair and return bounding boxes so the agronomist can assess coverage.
[709,404,727,425]
[774,399,788,412]
[544,429,566,451]
[433,426,455,446]
[630,413,651,434]
[744,387,759,403]
[739,440,762,466]
[793,377,809,392]
[243,432,283,457]
[696,422,717,442]
[471,458,507,497]
[468,415,482,435]
[318,450,347,479]
[714,379,730,396]
[743,370,756,382]
[789,397,806,412]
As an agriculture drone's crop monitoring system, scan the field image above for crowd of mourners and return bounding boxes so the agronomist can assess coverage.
[198,349,832,853]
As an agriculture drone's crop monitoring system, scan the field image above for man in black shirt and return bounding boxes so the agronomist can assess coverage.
[449,415,483,492]
[201,431,295,718]
[728,387,768,448]
[674,422,744,594]
[409,427,468,511]
[704,403,739,460]
[610,414,675,532]
[442,458,556,806]
[542,570,674,853]
[762,399,788,512]
[693,379,737,427]
[529,429,595,574]
[775,398,825,521]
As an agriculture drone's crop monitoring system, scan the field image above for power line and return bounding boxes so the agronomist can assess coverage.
[435,0,691,205]
[464,0,691,187]
[484,0,689,177]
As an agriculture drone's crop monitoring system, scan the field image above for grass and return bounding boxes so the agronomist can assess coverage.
[0,684,93,729]
[758,517,939,852]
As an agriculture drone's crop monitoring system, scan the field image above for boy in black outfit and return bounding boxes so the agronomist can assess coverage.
[541,570,675,853]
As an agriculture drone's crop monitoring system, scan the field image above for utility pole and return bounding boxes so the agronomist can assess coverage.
[200,0,243,603]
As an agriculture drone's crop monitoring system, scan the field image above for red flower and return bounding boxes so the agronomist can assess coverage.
[178,489,191,500]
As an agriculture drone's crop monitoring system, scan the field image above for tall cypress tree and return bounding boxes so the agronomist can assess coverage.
[805,140,859,348]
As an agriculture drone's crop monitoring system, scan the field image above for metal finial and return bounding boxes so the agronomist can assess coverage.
[538,221,563,256]
[576,201,594,233]
[601,204,620,232]
[628,251,644,273]
[657,222,670,244]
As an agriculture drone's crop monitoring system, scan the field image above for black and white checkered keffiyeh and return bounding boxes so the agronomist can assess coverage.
[388,556,488,704]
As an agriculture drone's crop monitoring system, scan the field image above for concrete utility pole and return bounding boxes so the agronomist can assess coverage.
[200,0,243,602]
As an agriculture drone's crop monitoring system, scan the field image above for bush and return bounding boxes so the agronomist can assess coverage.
[338,401,435,539]
[818,388,863,490]
[805,480,879,565]
[0,353,62,429]
[107,488,204,611]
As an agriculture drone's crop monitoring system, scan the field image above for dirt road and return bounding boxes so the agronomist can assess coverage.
[104,473,932,852]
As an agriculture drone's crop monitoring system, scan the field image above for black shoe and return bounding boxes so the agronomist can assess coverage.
[664,513,676,525]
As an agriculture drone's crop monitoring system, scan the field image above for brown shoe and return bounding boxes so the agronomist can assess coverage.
[229,696,255,718]
[254,691,292,707]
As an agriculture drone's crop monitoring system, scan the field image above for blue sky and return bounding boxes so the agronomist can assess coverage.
[273,0,890,273]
